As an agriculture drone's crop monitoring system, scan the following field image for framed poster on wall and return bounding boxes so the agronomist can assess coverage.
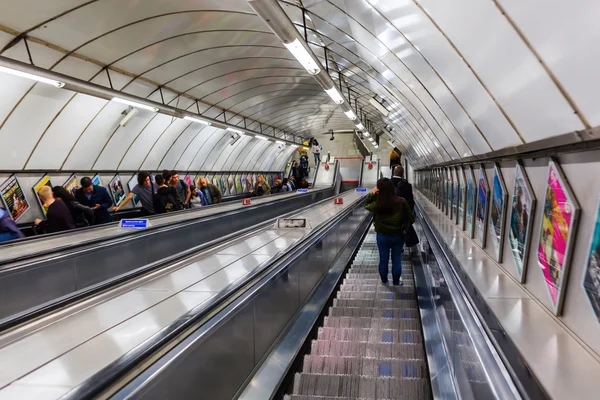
[227,174,235,195]
[582,195,600,324]
[509,161,536,283]
[1,175,30,222]
[63,174,80,197]
[33,175,53,216]
[447,168,453,219]
[246,173,254,192]
[452,167,459,224]
[466,166,476,238]
[475,165,490,248]
[537,159,580,315]
[489,164,508,263]
[92,175,102,186]
[457,166,467,230]
[127,176,141,208]
[109,174,127,207]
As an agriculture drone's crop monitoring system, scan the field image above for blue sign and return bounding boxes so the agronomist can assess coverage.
[120,219,149,229]
[356,188,367,193]
[297,189,309,193]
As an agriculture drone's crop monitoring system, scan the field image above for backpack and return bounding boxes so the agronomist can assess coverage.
[300,155,309,170]
[154,186,183,213]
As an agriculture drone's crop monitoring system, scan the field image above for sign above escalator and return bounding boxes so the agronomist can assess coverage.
[119,219,150,229]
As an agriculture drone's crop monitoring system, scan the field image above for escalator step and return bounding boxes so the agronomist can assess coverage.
[291,373,430,399]
[333,299,418,309]
[328,307,419,319]
[323,317,420,330]
[336,292,415,301]
[309,340,424,359]
[316,327,423,344]
[301,355,427,377]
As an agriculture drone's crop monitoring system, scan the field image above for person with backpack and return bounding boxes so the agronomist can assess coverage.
[299,154,310,178]
[170,170,191,209]
[311,139,321,167]
[392,165,419,251]
[154,175,184,213]
[0,206,24,242]
[364,178,414,286]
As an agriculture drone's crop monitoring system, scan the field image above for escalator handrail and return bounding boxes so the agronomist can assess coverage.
[0,189,347,333]
[61,193,367,400]
[0,186,334,268]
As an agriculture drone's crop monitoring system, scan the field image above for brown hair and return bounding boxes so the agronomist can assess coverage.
[375,178,401,215]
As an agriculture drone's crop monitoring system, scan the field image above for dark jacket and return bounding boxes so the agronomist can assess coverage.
[0,208,24,242]
[203,183,222,204]
[75,185,113,225]
[392,177,415,211]
[39,200,76,234]
[68,200,95,227]
[155,186,184,213]
[364,193,414,235]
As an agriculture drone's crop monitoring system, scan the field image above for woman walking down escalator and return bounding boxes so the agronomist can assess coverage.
[364,178,414,286]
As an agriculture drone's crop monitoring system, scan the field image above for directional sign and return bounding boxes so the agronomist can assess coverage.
[356,188,367,193]
[297,189,309,193]
[119,219,149,229]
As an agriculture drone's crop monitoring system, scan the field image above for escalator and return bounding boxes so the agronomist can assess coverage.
[284,226,431,399]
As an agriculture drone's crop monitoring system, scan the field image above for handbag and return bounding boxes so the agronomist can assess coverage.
[405,224,419,247]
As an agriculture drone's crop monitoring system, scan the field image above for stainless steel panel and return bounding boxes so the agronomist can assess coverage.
[0,259,76,319]
[296,241,324,303]
[144,226,196,265]
[253,267,299,360]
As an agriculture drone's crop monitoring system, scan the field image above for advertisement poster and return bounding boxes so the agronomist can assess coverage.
[241,176,247,193]
[63,175,80,197]
[109,174,126,207]
[0,175,30,221]
[466,166,476,238]
[583,197,600,323]
[92,175,102,186]
[489,164,507,262]
[184,175,192,187]
[219,176,227,195]
[446,169,452,217]
[509,162,536,282]
[475,166,489,247]
[33,175,53,216]
[246,173,253,192]
[252,174,258,190]
[457,167,466,229]
[127,176,141,207]
[537,160,579,314]
[227,175,235,195]
[212,175,219,190]
[452,168,459,223]
[235,175,242,193]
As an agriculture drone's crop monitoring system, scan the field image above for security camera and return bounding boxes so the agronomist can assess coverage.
[330,131,335,141]
[229,133,241,145]
[119,107,139,127]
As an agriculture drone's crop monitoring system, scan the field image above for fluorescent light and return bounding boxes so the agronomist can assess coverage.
[374,145,379,149]
[370,97,390,116]
[283,38,320,75]
[369,137,375,142]
[112,97,158,112]
[226,127,244,134]
[303,146,310,151]
[356,122,365,130]
[255,135,268,140]
[184,116,211,125]
[325,87,344,104]
[344,110,357,120]
[0,66,65,88]
[363,131,370,137]
[276,140,285,144]
[290,144,298,148]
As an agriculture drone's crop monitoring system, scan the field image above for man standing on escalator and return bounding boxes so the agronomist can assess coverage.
[392,165,419,253]
[75,177,113,225]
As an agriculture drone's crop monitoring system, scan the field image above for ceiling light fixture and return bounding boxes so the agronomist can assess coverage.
[363,131,370,137]
[356,122,365,130]
[370,96,390,117]
[344,110,357,120]
[0,66,65,88]
[112,97,158,112]
[325,87,344,104]
[184,116,211,125]
[283,38,321,75]
[255,135,268,140]
[226,127,244,135]
[276,140,285,144]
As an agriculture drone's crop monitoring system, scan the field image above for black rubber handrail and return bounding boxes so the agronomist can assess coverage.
[60,192,365,400]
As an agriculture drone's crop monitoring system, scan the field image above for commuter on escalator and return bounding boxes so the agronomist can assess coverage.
[364,178,414,286]
[189,185,208,208]
[390,149,401,171]
[288,175,297,191]
[75,177,113,225]
[291,160,304,182]
[171,170,191,209]
[392,165,419,251]
[311,139,322,168]
[153,175,184,213]
[0,206,24,242]
[34,186,76,234]
[53,186,94,227]
[251,175,271,197]
[298,177,310,189]
[281,178,292,192]
[113,171,156,216]
[198,178,222,205]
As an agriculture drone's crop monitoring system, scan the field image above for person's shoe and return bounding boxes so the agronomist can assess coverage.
[381,280,389,285]
[393,277,403,286]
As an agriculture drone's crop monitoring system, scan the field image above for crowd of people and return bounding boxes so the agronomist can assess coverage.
[0,169,310,241]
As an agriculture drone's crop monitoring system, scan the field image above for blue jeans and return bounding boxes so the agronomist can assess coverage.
[376,233,405,284]
[313,152,320,164]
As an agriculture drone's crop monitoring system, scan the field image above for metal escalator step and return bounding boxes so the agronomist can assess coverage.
[316,327,423,344]
[310,340,424,359]
[291,373,430,399]
[328,307,419,319]
[333,299,417,309]
[301,355,428,378]
[336,291,415,301]
[323,317,420,330]
[285,396,386,400]
[342,278,415,286]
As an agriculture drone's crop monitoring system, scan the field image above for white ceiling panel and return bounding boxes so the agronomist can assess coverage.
[140,120,192,170]
[161,125,211,170]
[497,0,600,126]
[119,118,175,170]
[231,140,262,170]
[175,126,220,170]
[240,140,272,170]
[0,0,85,33]
[191,130,230,170]
[219,136,253,170]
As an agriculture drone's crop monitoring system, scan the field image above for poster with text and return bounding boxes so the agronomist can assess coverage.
[63,175,80,197]
[227,175,235,195]
[509,162,536,282]
[246,173,253,192]
[583,196,600,323]
[127,176,141,207]
[537,160,579,315]
[241,175,247,193]
[33,175,53,216]
[92,175,102,186]
[466,166,476,238]
[184,175,192,187]
[475,166,489,247]
[1,175,30,221]
[458,167,466,230]
[452,168,459,223]
[109,174,126,207]
[235,174,242,193]
[489,164,507,262]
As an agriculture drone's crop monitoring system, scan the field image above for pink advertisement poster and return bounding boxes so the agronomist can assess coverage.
[537,160,579,313]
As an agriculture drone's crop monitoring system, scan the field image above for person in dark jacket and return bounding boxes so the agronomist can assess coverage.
[0,207,24,242]
[34,186,76,233]
[154,175,184,213]
[392,165,414,210]
[75,177,113,225]
[364,178,414,286]
[288,175,297,190]
[53,186,94,227]
[198,178,222,205]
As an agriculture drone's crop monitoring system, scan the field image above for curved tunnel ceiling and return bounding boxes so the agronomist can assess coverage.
[0,0,597,171]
